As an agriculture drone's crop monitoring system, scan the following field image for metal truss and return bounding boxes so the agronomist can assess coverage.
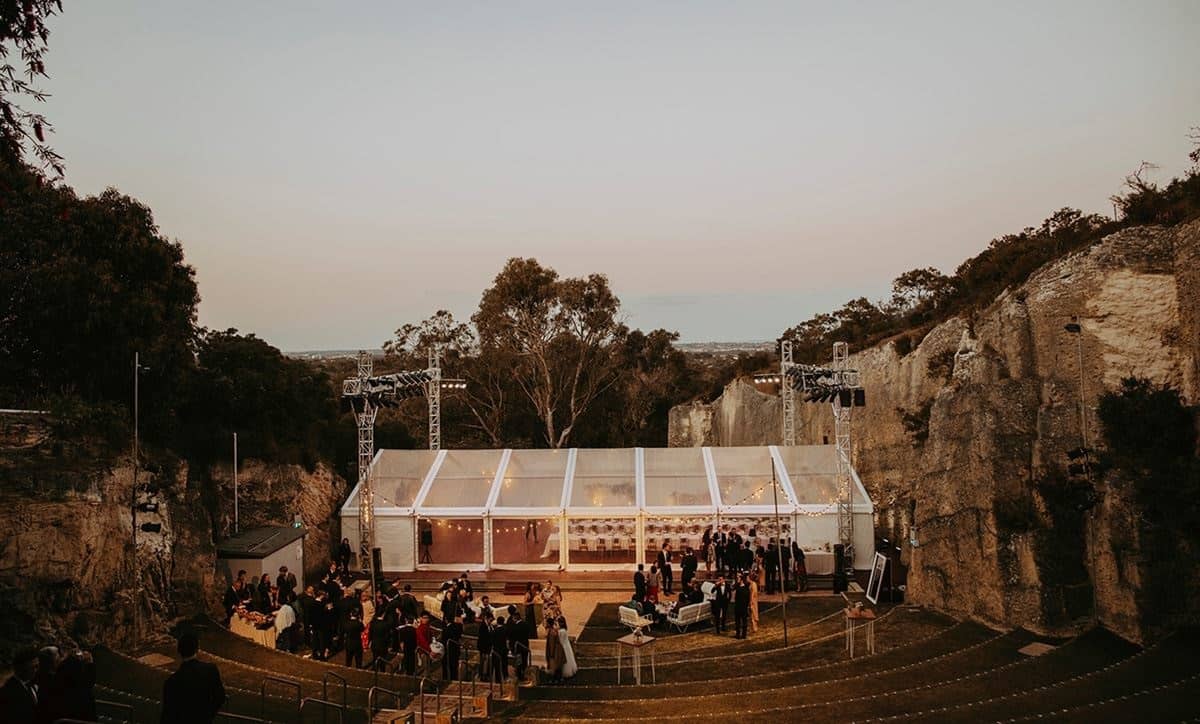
[769,341,863,566]
[781,341,796,446]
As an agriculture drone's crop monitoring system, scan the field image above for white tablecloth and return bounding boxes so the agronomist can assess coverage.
[541,532,636,558]
[802,551,835,575]
[230,615,277,648]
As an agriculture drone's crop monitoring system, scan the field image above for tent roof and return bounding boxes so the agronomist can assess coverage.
[340,445,872,517]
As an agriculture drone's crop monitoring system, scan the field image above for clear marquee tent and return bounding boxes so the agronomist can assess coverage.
[340,445,874,573]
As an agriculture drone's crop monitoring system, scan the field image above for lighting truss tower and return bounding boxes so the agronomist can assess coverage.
[765,342,865,566]
[342,352,435,585]
[781,340,796,446]
[831,341,858,564]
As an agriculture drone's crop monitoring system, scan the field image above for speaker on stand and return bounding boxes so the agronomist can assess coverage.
[833,543,848,594]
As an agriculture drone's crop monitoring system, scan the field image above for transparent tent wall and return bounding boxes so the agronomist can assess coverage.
[642,515,710,565]
[491,517,562,566]
[417,517,484,567]
[564,517,636,566]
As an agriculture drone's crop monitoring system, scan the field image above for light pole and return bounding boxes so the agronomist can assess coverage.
[233,432,239,534]
[130,352,149,643]
[1065,319,1098,623]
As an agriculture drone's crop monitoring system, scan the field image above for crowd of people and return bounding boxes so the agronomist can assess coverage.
[625,529,809,637]
[220,555,580,683]
[0,646,97,724]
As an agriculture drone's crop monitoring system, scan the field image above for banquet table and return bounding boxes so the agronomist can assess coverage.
[230,614,277,648]
[540,532,637,558]
[803,551,836,575]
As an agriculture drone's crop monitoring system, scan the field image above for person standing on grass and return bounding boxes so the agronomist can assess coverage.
[658,544,674,595]
[733,573,751,640]
[710,577,729,634]
[161,632,225,724]
[681,547,698,590]
[749,573,760,634]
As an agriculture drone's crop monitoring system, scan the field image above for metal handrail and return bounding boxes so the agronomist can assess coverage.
[298,697,344,724]
[368,685,404,718]
[94,698,134,724]
[260,675,301,722]
[417,676,431,724]
[321,670,348,721]
[215,714,269,723]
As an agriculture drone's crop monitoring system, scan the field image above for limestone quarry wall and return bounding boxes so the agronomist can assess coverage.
[0,436,348,662]
[670,221,1200,642]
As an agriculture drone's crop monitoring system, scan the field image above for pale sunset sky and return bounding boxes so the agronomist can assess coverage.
[39,1,1200,350]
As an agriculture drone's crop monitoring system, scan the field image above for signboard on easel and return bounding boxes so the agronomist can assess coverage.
[866,551,887,604]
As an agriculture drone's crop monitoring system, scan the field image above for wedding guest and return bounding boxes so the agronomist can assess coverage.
[557,617,578,679]
[160,633,225,724]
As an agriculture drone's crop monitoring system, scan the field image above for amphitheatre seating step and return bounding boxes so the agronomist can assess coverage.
[188,615,421,697]
[510,627,1136,723]
[512,626,1037,720]
[904,629,1200,723]
[722,627,1140,723]
[566,604,951,684]
[1038,669,1200,723]
[523,618,990,702]
[92,646,306,724]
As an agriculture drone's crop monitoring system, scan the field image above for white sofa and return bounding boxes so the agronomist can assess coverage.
[618,605,655,633]
[665,601,711,632]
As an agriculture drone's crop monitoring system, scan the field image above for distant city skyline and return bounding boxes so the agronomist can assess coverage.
[39,1,1200,350]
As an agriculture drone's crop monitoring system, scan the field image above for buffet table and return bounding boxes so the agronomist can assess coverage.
[230,613,277,648]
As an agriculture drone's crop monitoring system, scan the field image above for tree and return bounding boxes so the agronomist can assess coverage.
[0,160,200,441]
[0,0,63,175]
[382,309,475,369]
[178,329,340,469]
[889,267,951,313]
[473,258,627,448]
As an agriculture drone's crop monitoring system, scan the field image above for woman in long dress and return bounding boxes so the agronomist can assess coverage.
[748,577,760,634]
[544,619,564,683]
[541,580,562,631]
[557,617,578,679]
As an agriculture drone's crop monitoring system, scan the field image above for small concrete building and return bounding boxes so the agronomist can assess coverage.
[217,526,308,588]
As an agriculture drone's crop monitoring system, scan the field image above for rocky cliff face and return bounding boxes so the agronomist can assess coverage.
[0,427,349,662]
[670,221,1200,642]
[207,461,349,584]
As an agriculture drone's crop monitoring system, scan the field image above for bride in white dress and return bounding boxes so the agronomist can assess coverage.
[557,616,578,679]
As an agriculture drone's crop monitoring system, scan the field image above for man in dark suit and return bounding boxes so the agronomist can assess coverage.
[222,580,243,624]
[658,544,674,595]
[161,632,225,724]
[733,574,751,639]
[633,564,647,601]
[680,547,698,589]
[0,648,39,724]
[441,614,464,680]
[765,542,779,594]
[490,616,509,682]
[710,577,729,634]
[506,610,531,681]
[396,617,418,675]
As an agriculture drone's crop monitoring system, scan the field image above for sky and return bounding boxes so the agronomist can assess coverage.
[37,1,1200,351]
